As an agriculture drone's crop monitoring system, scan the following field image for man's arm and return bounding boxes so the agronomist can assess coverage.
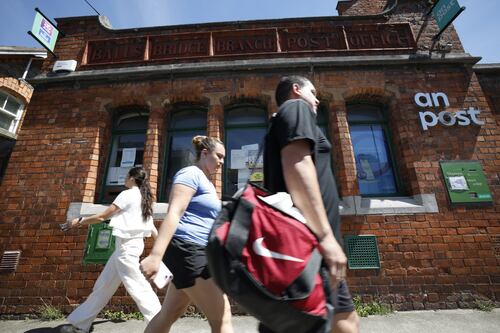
[281,139,347,286]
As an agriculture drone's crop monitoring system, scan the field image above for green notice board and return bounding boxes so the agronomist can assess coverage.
[83,223,115,264]
[440,161,493,205]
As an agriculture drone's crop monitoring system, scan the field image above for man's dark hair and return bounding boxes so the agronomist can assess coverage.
[275,75,311,107]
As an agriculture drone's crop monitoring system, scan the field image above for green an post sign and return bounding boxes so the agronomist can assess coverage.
[429,0,465,39]
[440,161,493,205]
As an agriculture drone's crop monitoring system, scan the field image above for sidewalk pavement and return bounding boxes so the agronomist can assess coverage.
[1,309,499,333]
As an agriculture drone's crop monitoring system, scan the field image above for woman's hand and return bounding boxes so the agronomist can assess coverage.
[60,218,80,232]
[140,254,162,281]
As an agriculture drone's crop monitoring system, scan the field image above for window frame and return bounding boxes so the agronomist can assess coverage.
[99,109,149,203]
[347,102,403,197]
[159,106,208,202]
[0,91,24,135]
[223,103,268,198]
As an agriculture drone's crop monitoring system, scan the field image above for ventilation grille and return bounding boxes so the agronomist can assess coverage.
[0,250,21,273]
[344,235,380,269]
[492,235,500,258]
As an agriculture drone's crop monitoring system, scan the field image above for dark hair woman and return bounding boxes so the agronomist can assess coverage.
[60,167,161,333]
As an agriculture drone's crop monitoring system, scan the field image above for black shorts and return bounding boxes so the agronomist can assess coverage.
[258,280,355,333]
[162,237,211,289]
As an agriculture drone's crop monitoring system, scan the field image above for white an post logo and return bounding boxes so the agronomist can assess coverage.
[414,92,484,131]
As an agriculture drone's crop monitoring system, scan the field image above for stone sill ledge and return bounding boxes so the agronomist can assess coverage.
[340,194,439,215]
[67,193,438,221]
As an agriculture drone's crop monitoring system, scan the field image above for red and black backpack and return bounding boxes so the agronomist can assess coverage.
[206,182,333,333]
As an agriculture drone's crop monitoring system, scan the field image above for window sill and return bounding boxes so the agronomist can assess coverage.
[67,202,170,221]
[0,128,16,140]
[67,194,439,222]
[339,194,439,215]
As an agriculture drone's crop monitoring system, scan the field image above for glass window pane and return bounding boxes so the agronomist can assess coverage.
[226,107,267,126]
[170,109,207,128]
[114,114,149,131]
[106,133,146,186]
[5,97,21,114]
[0,92,7,107]
[0,138,15,183]
[316,105,328,126]
[164,130,204,199]
[225,127,266,197]
[0,112,14,131]
[347,104,384,122]
[350,124,397,195]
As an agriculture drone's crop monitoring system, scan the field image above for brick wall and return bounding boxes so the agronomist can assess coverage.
[475,68,500,115]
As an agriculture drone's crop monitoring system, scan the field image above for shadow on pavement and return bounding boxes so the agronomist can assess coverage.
[24,320,109,333]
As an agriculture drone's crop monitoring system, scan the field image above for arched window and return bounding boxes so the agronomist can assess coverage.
[0,91,24,135]
[161,108,207,201]
[224,104,267,198]
[100,108,149,203]
[347,103,401,196]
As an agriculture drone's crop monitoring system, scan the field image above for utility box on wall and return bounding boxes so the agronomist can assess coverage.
[83,223,115,264]
[440,161,493,205]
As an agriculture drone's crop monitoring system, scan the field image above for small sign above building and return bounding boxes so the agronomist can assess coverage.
[430,0,465,38]
[28,8,60,57]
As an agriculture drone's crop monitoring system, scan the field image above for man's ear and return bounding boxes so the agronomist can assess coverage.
[290,83,302,98]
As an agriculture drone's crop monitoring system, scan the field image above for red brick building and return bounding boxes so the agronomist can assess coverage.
[0,46,46,185]
[1,0,498,314]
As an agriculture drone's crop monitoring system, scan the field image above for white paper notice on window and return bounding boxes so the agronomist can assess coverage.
[242,143,259,151]
[360,159,375,180]
[231,149,247,169]
[107,167,129,185]
[448,176,468,191]
[121,148,136,167]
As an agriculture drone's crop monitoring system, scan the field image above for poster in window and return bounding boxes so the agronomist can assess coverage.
[360,159,376,180]
[121,148,136,167]
[231,149,247,169]
[242,143,262,168]
[107,167,129,185]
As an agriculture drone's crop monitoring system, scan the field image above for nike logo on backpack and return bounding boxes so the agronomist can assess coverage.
[252,237,304,262]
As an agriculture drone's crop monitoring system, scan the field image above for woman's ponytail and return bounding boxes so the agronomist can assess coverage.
[127,167,153,221]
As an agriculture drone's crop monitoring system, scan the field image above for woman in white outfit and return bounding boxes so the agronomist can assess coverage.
[60,167,161,333]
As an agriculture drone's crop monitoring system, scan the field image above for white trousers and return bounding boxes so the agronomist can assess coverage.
[67,237,161,332]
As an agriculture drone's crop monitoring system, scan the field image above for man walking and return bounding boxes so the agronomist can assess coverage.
[262,76,359,333]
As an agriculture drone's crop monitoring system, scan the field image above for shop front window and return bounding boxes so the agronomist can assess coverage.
[100,109,149,203]
[0,91,23,135]
[161,108,207,201]
[348,104,400,196]
[224,105,267,198]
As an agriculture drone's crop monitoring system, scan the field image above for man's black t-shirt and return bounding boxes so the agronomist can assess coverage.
[264,99,341,243]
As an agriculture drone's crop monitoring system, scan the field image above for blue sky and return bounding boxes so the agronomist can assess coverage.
[0,0,498,63]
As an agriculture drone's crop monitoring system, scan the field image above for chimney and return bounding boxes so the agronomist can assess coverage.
[336,0,354,16]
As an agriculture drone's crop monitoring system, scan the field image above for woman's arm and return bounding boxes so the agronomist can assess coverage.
[140,183,195,280]
[61,204,120,231]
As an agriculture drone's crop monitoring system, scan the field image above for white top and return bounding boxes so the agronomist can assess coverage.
[109,186,155,239]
